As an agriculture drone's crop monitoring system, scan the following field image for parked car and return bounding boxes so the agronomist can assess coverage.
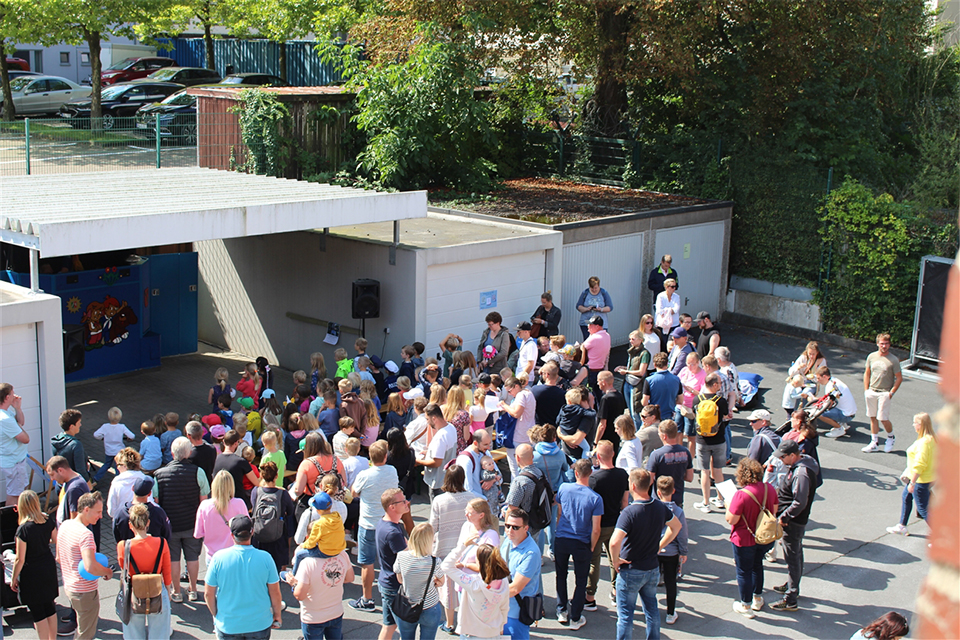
[147,67,222,87]
[0,75,91,116]
[5,57,30,72]
[220,73,288,87]
[58,81,184,129]
[135,88,201,144]
[82,57,175,86]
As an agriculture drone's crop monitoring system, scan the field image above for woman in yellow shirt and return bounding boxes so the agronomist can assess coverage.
[887,412,937,535]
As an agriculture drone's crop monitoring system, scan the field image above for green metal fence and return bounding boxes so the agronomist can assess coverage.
[524,130,639,186]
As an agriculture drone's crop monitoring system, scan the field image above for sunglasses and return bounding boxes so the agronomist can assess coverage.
[666,285,677,289]
[391,499,410,507]
[504,524,524,530]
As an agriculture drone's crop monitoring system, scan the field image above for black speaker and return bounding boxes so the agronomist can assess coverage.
[63,324,85,374]
[352,279,380,319]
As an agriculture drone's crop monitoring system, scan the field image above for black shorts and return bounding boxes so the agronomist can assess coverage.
[26,599,57,623]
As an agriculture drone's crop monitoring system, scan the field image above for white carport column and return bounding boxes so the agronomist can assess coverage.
[29,248,40,293]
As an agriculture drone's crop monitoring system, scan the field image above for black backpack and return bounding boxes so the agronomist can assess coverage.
[519,469,554,531]
[253,489,284,543]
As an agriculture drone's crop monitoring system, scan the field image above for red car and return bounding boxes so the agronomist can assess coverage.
[82,57,175,86]
[5,57,30,71]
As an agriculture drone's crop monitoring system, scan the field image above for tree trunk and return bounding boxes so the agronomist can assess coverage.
[86,30,103,126]
[278,41,287,83]
[204,21,216,70]
[0,41,15,121]
[590,1,631,137]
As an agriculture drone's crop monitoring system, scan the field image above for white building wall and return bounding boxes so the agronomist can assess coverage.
[654,221,726,321]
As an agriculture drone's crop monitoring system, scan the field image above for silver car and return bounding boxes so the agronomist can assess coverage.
[0,75,92,116]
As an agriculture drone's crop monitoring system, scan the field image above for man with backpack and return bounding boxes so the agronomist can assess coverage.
[554,458,603,631]
[692,374,730,514]
[586,441,629,611]
[502,445,551,543]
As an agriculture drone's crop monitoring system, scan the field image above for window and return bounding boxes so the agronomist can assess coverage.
[60,51,70,65]
[80,52,90,66]
[48,80,71,91]
[32,51,43,73]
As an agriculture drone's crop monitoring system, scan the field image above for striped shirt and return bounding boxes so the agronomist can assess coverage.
[57,518,98,593]
[393,551,444,609]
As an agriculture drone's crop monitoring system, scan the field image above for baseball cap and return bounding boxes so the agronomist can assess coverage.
[260,388,276,400]
[671,327,689,339]
[310,492,333,511]
[238,396,254,409]
[369,355,386,369]
[403,387,424,400]
[748,409,772,422]
[384,360,400,374]
[516,321,533,332]
[133,476,154,497]
[695,311,711,322]
[588,315,604,327]
[773,440,800,458]
[210,424,227,439]
[201,413,221,427]
[477,373,492,385]
[229,515,254,537]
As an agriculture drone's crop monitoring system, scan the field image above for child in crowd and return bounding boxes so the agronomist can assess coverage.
[260,430,286,472]
[470,389,489,434]
[459,375,474,406]
[353,338,369,369]
[556,387,596,464]
[234,414,253,448]
[340,437,368,489]
[139,421,162,473]
[398,346,417,381]
[260,390,283,428]
[334,348,354,380]
[240,445,261,493]
[217,393,234,428]
[405,396,430,458]
[210,424,226,453]
[91,406,135,485]
[246,409,263,446]
[383,361,400,395]
[208,367,234,414]
[362,399,380,446]
[360,379,380,412]
[656,476,688,625]
[411,342,426,369]
[236,362,262,410]
[439,334,462,378]
[313,391,339,439]
[346,372,362,394]
[782,374,809,418]
[159,412,181,466]
[310,352,327,391]
[294,383,315,414]
[480,456,502,514]
[332,417,356,460]
[51,409,89,482]
[285,491,347,578]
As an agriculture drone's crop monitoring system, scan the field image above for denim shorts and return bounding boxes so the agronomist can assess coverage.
[357,526,377,566]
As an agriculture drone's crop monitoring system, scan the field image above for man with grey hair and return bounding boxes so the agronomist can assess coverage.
[714,346,741,410]
[153,436,209,603]
[185,420,217,483]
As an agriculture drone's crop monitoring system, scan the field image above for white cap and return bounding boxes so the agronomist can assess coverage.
[402,387,424,400]
[748,409,772,422]
[384,360,399,374]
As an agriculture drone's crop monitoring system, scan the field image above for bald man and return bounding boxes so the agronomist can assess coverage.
[502,444,547,540]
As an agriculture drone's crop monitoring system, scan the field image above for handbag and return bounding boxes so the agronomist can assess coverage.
[391,557,436,623]
[115,560,132,625]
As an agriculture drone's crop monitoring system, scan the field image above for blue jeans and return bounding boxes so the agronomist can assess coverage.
[122,584,171,640]
[503,616,530,640]
[91,458,117,484]
[900,482,932,526]
[673,407,695,438]
[731,542,773,603]
[302,615,343,640]
[542,504,560,557]
[615,567,660,640]
[724,424,732,462]
[215,627,271,640]
[396,601,441,640]
[292,545,331,575]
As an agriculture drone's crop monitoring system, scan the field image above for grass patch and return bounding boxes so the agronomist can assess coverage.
[0,119,139,145]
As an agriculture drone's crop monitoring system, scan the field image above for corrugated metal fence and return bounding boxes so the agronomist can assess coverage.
[156,38,342,86]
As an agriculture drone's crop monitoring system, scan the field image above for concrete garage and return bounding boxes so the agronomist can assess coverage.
[198,212,562,369]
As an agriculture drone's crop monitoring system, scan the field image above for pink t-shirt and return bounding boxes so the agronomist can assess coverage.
[57,519,98,593]
[194,497,249,561]
[295,550,351,624]
[728,482,778,547]
[582,330,611,370]
[678,367,706,408]
[511,389,536,445]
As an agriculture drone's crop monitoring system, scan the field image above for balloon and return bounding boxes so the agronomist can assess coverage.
[77,552,110,581]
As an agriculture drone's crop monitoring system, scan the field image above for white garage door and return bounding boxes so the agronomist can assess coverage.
[654,222,725,319]
[426,251,546,359]
[0,323,43,497]
[560,233,645,347]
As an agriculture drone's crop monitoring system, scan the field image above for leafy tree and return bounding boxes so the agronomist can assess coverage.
[0,0,61,119]
[137,0,240,70]
[231,0,319,81]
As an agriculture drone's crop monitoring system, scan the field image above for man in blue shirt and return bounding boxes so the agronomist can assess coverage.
[555,458,603,631]
[501,508,542,640]
[641,352,683,419]
[205,515,282,639]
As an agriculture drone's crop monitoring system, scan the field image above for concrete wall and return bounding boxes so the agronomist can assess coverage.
[197,231,418,372]
[725,275,822,332]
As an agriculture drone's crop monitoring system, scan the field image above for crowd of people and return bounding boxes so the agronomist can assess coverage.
[0,264,927,640]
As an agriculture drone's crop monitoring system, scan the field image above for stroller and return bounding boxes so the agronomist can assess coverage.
[774,391,838,436]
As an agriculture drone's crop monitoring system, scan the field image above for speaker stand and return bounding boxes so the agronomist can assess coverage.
[361,318,366,339]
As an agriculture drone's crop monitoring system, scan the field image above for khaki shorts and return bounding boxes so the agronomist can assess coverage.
[864,389,892,421]
[2,459,28,498]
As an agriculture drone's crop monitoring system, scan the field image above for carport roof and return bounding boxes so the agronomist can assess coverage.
[0,168,426,258]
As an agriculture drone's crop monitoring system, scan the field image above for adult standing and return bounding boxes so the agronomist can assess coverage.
[641,353,683,422]
[576,277,613,340]
[715,347,742,409]
[497,377,537,483]
[56,491,112,640]
[595,371,626,452]
[692,374,730,514]
[195,471,248,564]
[725,459,778,619]
[654,280,681,350]
[113,476,171,544]
[0,383,29,506]
[862,333,903,453]
[214,430,260,510]
[10,490,58,640]
[580,316,612,402]
[376,488,411,640]
[290,432,347,521]
[205,515,283,639]
[455,429,493,498]
[702,355,736,463]
[647,255,678,298]
[531,363,566,427]
[186,420,218,484]
[428,466,475,633]
[610,469,680,640]
[394,523,445,640]
[816,367,858,438]
[586,443,629,611]
[107,448,149,520]
[645,420,694,507]
[47,455,98,549]
[694,312,721,359]
[153,436,208,603]
[616,330,651,423]
[530,292,562,338]
[613,415,643,473]
[500,508,542,640]
[887,412,937,536]
[285,525,354,640]
[502,445,547,541]
[117,503,173,640]
[440,540,510,638]
[515,322,539,383]
[745,410,781,465]
[555,459,603,631]
[251,461,297,572]
[635,406,663,464]
[386,427,417,511]
[456,499,502,579]
[770,440,820,612]
[350,440,400,612]
[415,403,458,503]
[666,328,694,377]
[530,424,568,558]
[477,312,512,374]
[637,315,662,361]
[675,352,705,446]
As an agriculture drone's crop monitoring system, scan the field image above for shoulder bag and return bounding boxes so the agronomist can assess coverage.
[503,543,544,626]
[391,557,436,623]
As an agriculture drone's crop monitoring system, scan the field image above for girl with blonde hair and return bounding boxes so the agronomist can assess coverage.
[443,385,471,454]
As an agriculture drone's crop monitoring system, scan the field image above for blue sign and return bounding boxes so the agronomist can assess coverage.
[480,290,497,309]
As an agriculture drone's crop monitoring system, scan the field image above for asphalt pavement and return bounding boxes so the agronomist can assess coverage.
[2,324,941,639]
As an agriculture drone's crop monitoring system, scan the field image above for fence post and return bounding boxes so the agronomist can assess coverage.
[155,114,161,169]
[24,118,30,175]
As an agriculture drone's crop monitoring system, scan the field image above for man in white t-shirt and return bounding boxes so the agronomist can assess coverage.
[813,367,858,439]
[415,404,457,502]
[515,322,539,383]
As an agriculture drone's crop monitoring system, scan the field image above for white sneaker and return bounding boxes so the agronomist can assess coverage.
[886,523,909,536]
[694,501,712,514]
[557,609,569,624]
[733,601,756,619]
[824,426,847,438]
[752,595,764,611]
[884,436,896,453]
[710,496,725,510]
[862,441,880,453]
[569,617,587,631]
[765,547,778,562]
[544,549,554,561]
[665,612,678,624]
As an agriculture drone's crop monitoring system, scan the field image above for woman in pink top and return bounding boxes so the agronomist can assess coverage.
[725,458,778,618]
[677,352,706,435]
[193,471,248,563]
